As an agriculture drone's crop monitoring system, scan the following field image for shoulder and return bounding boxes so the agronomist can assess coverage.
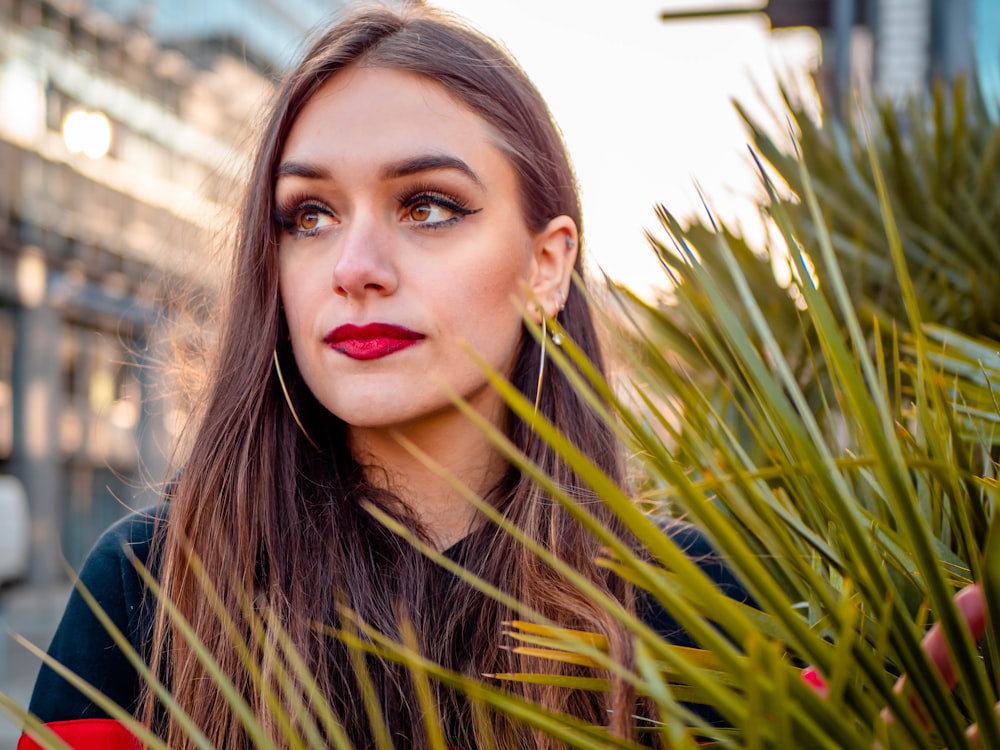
[27,504,168,722]
[639,518,755,648]
[637,518,754,729]
[83,505,165,578]
[71,505,166,628]
[661,519,754,604]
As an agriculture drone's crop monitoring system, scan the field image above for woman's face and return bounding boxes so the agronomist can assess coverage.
[276,66,573,440]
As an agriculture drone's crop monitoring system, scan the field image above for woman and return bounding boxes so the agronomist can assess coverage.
[20,4,751,749]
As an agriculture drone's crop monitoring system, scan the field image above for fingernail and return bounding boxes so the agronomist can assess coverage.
[802,666,830,698]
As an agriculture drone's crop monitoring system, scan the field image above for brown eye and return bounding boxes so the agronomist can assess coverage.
[399,193,476,228]
[409,203,432,222]
[274,201,333,236]
[299,211,321,230]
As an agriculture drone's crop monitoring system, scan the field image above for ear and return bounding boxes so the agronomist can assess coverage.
[528,214,578,321]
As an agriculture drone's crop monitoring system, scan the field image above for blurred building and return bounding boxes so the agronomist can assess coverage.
[90,0,343,72]
[662,1,1000,114]
[0,0,345,586]
[766,0,1000,108]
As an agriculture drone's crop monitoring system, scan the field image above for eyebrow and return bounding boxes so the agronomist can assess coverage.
[275,154,484,188]
[275,161,331,180]
[381,154,483,188]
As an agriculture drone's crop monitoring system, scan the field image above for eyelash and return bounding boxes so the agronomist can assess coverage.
[396,185,481,229]
[273,196,332,238]
[273,186,481,238]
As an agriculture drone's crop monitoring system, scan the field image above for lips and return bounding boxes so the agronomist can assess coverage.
[324,323,425,361]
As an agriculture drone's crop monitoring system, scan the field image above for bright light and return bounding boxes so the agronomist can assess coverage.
[0,59,45,144]
[62,109,112,159]
[16,252,46,307]
[109,399,139,430]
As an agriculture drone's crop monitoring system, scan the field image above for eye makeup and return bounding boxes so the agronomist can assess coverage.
[397,183,482,229]
[273,195,336,238]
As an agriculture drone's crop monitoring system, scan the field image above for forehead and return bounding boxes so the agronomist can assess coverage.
[280,66,506,168]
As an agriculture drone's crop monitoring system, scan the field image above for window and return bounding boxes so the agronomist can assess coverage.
[58,322,144,572]
[60,463,131,571]
[59,324,141,467]
[975,0,1000,113]
[0,306,13,460]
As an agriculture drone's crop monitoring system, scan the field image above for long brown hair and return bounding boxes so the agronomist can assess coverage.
[147,4,642,747]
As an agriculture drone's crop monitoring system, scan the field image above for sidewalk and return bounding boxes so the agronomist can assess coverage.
[0,586,70,750]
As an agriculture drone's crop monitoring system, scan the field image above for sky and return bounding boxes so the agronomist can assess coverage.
[429,0,821,298]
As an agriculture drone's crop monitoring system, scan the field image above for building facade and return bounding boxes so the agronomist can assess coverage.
[775,0,1000,108]
[0,0,341,586]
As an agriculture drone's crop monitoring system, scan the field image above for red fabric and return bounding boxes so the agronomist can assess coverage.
[17,719,141,750]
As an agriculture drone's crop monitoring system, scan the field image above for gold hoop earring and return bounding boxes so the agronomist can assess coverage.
[532,307,567,417]
[527,301,567,452]
[524,317,547,455]
[533,316,548,422]
[272,350,320,451]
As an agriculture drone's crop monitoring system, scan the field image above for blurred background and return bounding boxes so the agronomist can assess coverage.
[0,0,997,743]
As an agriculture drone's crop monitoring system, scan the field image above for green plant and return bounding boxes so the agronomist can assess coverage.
[738,77,1000,339]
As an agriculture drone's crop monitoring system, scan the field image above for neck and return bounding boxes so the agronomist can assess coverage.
[349,410,507,550]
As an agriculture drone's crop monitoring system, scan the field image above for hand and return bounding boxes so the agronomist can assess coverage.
[899,583,993,748]
[802,583,994,747]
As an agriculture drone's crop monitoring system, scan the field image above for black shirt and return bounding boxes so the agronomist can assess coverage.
[28,507,754,725]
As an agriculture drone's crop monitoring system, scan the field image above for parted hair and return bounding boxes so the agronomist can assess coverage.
[145,4,646,748]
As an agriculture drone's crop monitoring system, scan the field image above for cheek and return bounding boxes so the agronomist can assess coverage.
[468,237,534,304]
[452,264,528,353]
[279,262,316,349]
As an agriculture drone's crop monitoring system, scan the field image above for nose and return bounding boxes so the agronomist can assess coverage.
[331,213,398,298]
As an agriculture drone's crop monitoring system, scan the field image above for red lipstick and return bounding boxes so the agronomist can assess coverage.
[324,323,424,360]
